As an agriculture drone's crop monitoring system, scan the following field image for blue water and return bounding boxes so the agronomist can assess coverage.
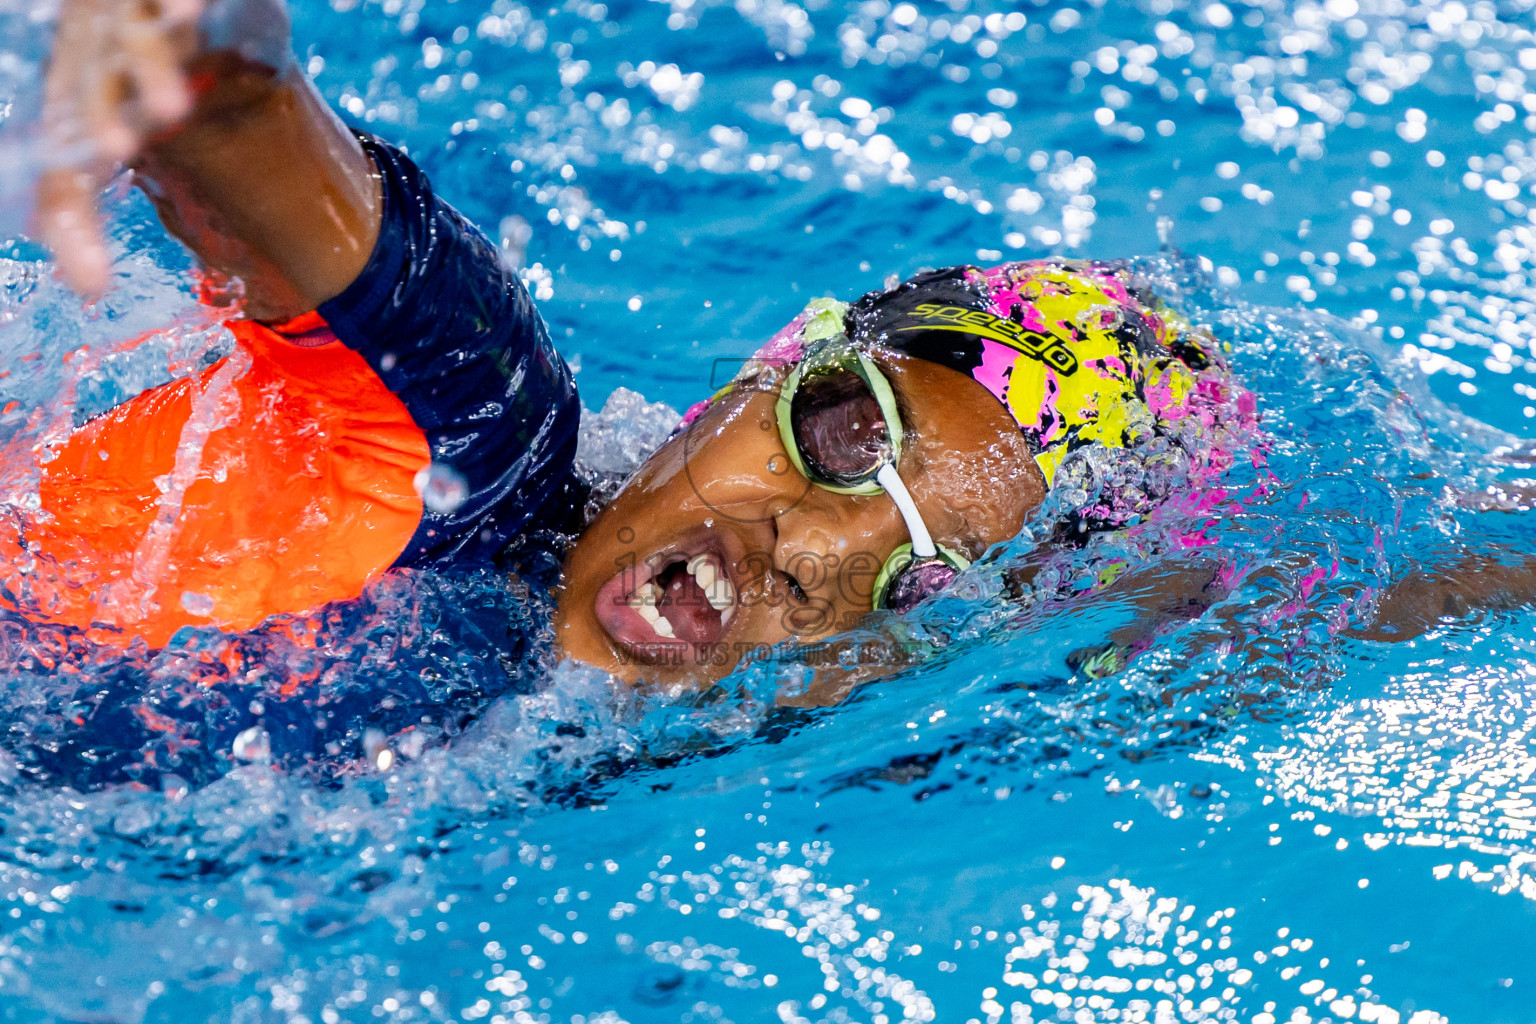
[3,0,1536,1021]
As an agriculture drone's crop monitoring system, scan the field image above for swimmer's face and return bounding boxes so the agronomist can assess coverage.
[553,357,1045,690]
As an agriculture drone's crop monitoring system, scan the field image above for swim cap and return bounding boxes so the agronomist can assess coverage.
[681,259,1249,523]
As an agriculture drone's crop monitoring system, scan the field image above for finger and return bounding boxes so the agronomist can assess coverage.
[80,56,137,164]
[44,0,132,162]
[35,168,112,300]
[121,15,192,127]
[36,0,123,298]
[41,0,94,146]
[156,0,206,27]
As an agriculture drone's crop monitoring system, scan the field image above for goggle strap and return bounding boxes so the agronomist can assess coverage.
[875,462,937,559]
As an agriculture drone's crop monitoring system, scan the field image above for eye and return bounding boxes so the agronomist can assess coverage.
[789,367,891,485]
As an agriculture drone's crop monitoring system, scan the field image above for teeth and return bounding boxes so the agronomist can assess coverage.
[707,582,734,613]
[630,581,676,639]
[691,557,719,594]
[688,555,736,612]
[628,556,734,642]
[632,582,660,621]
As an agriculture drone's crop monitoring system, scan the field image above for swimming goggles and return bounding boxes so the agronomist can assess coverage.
[774,339,970,612]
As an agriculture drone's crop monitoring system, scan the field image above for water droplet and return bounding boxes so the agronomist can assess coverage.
[232,726,271,763]
[1076,305,1123,332]
[161,774,190,801]
[414,464,469,514]
[180,591,216,617]
[363,728,388,765]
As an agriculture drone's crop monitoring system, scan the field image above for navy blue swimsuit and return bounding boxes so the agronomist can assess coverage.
[318,133,581,563]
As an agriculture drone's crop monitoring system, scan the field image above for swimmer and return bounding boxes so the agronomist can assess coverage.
[24,0,1536,693]
[553,264,1249,694]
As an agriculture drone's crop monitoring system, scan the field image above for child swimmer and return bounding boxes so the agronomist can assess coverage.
[25,0,1536,691]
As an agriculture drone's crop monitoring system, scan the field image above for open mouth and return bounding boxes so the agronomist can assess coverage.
[594,547,737,661]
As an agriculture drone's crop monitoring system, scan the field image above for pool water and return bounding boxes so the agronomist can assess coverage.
[4,0,1536,1020]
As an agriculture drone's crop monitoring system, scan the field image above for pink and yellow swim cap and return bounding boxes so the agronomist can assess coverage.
[684,258,1253,525]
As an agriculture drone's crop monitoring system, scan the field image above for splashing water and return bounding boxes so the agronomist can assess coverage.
[2,0,1536,1020]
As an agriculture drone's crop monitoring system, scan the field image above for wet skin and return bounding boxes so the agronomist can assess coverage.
[553,357,1047,688]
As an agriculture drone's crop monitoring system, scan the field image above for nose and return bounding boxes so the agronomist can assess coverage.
[771,486,904,600]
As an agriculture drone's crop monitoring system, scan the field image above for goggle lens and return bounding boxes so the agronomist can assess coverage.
[882,557,961,613]
[776,340,968,613]
[789,366,891,488]
[872,543,970,613]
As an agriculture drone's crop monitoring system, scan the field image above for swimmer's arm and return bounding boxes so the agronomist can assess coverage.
[1346,550,1536,642]
[1072,541,1536,647]
[1118,545,1536,645]
[36,0,379,321]
[1346,476,1536,640]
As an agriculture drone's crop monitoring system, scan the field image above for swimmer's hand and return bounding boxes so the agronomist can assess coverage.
[36,0,210,299]
[34,0,375,321]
